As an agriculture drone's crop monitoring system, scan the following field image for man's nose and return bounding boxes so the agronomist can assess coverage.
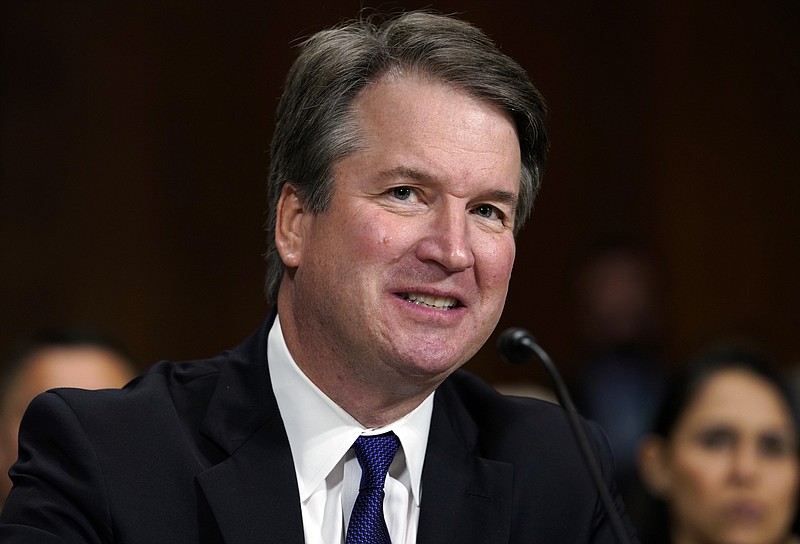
[415,204,475,272]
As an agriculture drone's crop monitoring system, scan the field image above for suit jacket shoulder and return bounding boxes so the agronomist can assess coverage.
[0,314,305,544]
[417,369,639,543]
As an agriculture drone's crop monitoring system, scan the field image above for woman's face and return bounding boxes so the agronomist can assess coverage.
[650,369,800,544]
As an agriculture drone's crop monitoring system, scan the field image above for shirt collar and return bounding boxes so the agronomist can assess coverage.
[268,314,433,507]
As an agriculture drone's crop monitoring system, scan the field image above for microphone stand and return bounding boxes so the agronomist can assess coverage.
[498,328,632,544]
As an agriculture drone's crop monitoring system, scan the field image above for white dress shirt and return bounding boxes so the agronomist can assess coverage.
[268,315,434,544]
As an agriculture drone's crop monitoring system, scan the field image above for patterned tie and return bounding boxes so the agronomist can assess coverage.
[345,432,400,544]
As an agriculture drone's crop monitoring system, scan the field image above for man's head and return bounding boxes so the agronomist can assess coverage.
[267,12,548,424]
[264,11,548,304]
[0,328,136,505]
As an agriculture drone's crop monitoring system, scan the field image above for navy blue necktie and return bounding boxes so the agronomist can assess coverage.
[345,432,400,544]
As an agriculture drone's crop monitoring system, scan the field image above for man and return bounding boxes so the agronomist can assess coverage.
[0,328,136,507]
[0,11,639,543]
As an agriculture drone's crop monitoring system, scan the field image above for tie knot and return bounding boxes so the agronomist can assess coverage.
[353,433,400,489]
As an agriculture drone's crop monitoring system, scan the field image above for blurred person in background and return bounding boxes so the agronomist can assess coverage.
[0,327,136,506]
[637,347,800,544]
[571,240,667,500]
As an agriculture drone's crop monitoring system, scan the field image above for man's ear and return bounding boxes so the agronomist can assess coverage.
[275,183,307,268]
[638,434,672,498]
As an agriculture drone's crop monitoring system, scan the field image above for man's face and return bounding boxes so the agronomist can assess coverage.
[280,74,520,391]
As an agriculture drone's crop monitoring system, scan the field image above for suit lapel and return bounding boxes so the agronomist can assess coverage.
[195,313,305,544]
[196,414,304,544]
[417,382,514,544]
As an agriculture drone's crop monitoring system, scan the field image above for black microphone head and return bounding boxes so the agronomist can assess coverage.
[497,327,538,364]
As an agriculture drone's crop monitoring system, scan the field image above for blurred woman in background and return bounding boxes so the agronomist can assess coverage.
[637,348,800,544]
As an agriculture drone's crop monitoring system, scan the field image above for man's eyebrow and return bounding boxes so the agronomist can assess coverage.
[486,189,518,207]
[378,165,432,182]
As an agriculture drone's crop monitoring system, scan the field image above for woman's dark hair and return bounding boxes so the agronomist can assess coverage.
[651,346,799,439]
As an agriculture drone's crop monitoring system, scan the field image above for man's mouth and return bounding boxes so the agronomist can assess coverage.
[400,293,460,310]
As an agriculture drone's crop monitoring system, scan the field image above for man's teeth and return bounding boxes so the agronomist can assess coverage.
[403,293,457,310]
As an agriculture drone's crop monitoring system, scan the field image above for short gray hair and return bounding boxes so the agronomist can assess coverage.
[264,11,548,304]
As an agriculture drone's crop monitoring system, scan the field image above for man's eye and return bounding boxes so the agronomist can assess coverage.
[391,187,414,201]
[474,204,503,221]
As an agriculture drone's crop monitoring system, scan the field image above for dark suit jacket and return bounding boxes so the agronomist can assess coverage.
[0,314,639,543]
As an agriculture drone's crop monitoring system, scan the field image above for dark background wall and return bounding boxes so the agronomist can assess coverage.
[2,1,798,388]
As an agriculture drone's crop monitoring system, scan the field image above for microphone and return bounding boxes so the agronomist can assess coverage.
[497,327,631,544]
[497,327,574,410]
[496,327,538,364]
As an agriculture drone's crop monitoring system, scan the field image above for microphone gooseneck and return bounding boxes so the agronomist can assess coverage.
[497,327,632,544]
